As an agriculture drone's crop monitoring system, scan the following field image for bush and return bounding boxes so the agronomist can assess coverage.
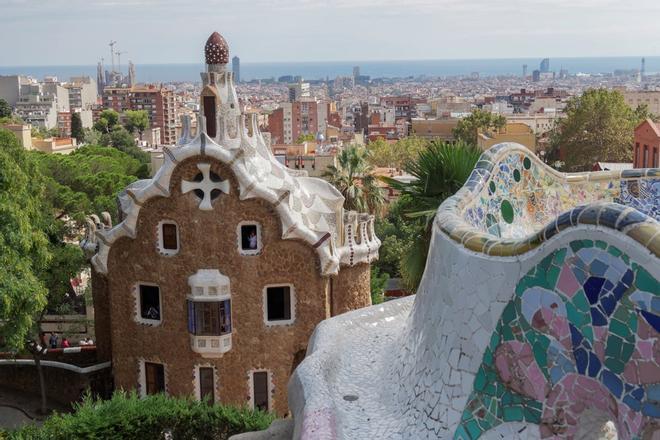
[6,392,275,440]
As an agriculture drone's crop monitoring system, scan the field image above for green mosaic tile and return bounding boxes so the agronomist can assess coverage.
[621,342,635,363]
[454,425,470,440]
[595,240,607,249]
[474,369,487,391]
[501,303,517,324]
[465,420,482,439]
[636,267,659,293]
[605,335,623,358]
[572,291,591,313]
[524,406,542,423]
[545,264,561,289]
[609,319,629,338]
[503,405,524,422]
[606,358,625,374]
[607,246,623,257]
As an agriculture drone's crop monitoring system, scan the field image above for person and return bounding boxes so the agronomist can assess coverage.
[146,306,160,320]
[49,333,58,349]
[62,337,70,348]
[248,230,258,249]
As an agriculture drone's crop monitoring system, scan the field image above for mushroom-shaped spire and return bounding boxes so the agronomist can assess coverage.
[204,31,229,65]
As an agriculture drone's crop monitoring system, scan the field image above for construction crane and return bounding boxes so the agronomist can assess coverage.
[115,50,127,75]
[109,40,117,73]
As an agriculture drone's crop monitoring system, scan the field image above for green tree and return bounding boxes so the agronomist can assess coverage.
[549,89,648,171]
[370,266,389,305]
[323,145,384,214]
[0,129,51,349]
[123,110,150,140]
[31,126,59,139]
[453,109,506,145]
[368,136,429,169]
[295,133,315,143]
[381,141,482,290]
[0,129,52,413]
[71,112,84,142]
[94,109,120,134]
[0,98,12,118]
[32,145,146,223]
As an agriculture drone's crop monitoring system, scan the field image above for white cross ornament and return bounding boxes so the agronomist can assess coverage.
[181,163,229,211]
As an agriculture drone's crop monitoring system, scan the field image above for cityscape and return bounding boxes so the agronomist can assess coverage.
[0,2,659,440]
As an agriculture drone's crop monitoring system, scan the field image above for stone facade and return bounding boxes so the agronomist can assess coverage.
[86,32,380,416]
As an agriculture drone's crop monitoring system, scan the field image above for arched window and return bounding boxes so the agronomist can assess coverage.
[203,96,217,137]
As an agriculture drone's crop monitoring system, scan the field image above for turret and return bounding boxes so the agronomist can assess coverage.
[199,31,241,147]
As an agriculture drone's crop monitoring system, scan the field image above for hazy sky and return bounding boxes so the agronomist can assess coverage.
[2,0,660,66]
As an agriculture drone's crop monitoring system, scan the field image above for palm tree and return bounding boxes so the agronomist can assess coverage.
[382,140,482,290]
[323,145,384,215]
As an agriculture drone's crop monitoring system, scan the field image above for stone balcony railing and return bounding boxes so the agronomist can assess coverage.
[190,334,232,358]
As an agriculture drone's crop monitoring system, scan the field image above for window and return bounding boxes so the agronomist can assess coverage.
[139,284,161,323]
[198,367,215,404]
[188,300,231,336]
[239,223,261,255]
[264,285,294,325]
[644,145,649,168]
[654,147,658,168]
[252,371,269,412]
[158,221,179,255]
[145,362,165,395]
[203,95,217,137]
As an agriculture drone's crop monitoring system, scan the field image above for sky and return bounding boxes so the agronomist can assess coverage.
[2,0,660,66]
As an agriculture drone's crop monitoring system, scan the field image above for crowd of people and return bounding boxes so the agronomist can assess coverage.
[43,333,94,349]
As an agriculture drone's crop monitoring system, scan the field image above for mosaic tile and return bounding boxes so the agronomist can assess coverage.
[289,145,659,440]
[457,242,659,439]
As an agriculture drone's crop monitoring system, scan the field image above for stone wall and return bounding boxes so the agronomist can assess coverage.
[332,263,371,316]
[0,364,112,406]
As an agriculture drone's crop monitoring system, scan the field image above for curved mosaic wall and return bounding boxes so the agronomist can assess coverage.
[457,241,659,440]
[288,143,659,440]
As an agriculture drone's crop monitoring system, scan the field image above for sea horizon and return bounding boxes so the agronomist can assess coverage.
[1,55,658,83]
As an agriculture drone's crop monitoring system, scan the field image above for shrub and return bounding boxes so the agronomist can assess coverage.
[7,391,275,440]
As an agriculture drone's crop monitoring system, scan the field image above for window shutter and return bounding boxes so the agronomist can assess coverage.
[224,300,232,333]
[187,300,196,334]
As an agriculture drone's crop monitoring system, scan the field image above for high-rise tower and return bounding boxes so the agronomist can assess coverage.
[232,56,240,83]
[128,61,136,87]
[641,57,646,80]
[96,61,105,95]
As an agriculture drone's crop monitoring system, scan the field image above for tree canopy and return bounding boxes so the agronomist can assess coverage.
[453,109,506,145]
[295,133,316,144]
[123,110,150,138]
[377,141,482,291]
[323,145,384,214]
[32,145,147,223]
[549,88,650,171]
[367,136,429,169]
[0,98,12,118]
[0,129,51,350]
[94,109,120,134]
[71,112,84,142]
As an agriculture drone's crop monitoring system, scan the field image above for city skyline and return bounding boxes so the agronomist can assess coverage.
[2,0,660,66]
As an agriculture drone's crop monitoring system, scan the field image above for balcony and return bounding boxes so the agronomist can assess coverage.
[189,333,231,357]
[187,269,232,358]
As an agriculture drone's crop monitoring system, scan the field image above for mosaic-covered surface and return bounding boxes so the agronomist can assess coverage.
[288,143,659,440]
[457,241,659,440]
[463,151,660,239]
[617,179,660,221]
